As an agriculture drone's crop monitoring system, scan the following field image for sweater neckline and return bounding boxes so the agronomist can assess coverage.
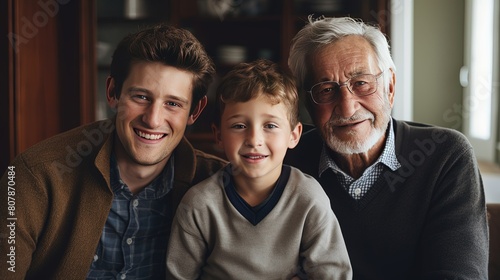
[223,165,291,225]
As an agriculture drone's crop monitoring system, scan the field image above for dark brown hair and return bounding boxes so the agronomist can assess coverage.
[109,23,215,111]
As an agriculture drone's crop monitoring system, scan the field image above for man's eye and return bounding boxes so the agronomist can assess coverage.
[320,87,334,94]
[353,80,368,86]
[166,101,181,108]
[133,95,149,102]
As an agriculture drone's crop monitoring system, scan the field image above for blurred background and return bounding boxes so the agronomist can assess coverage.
[2,0,499,196]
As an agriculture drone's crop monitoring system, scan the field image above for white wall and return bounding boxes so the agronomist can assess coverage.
[390,0,413,122]
[413,0,465,129]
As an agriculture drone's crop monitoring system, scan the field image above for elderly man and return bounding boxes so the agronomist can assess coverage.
[285,16,488,279]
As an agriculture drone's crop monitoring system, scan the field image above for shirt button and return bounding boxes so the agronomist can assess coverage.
[93,255,98,262]
[126,238,133,245]
[354,188,362,195]
[121,274,126,279]
[133,199,139,207]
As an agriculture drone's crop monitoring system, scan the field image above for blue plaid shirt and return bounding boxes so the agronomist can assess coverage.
[87,153,174,280]
[318,119,401,200]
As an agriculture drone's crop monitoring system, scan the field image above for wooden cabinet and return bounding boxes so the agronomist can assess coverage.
[171,0,389,73]
[1,0,96,171]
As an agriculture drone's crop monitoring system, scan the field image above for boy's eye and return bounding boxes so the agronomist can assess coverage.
[231,124,246,129]
[265,123,278,129]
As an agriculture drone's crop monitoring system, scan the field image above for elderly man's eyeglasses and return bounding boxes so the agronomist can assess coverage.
[307,71,385,104]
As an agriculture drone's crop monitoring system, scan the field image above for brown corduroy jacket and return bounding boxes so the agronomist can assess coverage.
[0,119,226,280]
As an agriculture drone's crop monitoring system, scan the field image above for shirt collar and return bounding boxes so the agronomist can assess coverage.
[110,153,174,199]
[318,118,401,177]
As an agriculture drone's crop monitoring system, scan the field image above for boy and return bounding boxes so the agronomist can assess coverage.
[166,59,352,279]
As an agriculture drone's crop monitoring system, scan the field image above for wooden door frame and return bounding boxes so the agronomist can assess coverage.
[0,0,96,171]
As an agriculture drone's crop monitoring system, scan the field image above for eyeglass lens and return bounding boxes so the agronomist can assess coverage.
[311,74,379,103]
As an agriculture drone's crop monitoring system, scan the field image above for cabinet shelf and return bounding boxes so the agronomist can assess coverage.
[180,14,282,24]
[97,17,167,24]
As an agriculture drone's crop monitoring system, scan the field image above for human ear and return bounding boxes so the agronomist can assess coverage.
[211,123,223,147]
[106,76,118,109]
[187,96,208,125]
[387,69,396,108]
[288,122,303,149]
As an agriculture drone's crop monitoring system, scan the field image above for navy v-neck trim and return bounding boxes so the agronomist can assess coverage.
[224,165,291,226]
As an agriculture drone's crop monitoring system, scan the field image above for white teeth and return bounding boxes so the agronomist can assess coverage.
[137,130,164,140]
[247,155,266,159]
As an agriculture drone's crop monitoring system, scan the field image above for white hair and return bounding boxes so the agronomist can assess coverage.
[288,16,396,92]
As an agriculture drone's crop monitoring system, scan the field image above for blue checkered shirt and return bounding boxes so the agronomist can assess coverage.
[87,153,174,280]
[318,119,401,200]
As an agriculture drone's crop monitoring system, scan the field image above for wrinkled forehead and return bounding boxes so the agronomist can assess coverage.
[308,36,379,82]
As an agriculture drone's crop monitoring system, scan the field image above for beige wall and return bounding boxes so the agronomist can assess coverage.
[413,0,465,130]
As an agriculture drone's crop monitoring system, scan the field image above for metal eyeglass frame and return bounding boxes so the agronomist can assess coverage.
[306,70,385,105]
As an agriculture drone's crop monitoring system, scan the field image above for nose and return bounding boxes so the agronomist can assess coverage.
[333,86,359,118]
[245,127,263,147]
[142,103,163,128]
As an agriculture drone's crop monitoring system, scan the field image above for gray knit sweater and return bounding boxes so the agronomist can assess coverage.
[166,165,353,279]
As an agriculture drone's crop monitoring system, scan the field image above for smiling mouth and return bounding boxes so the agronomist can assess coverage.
[339,121,364,127]
[135,129,166,140]
[243,155,268,160]
[334,119,370,128]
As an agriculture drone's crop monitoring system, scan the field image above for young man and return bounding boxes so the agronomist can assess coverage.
[166,59,352,279]
[285,16,488,279]
[0,24,226,279]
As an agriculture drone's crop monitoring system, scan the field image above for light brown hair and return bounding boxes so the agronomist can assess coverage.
[214,59,299,129]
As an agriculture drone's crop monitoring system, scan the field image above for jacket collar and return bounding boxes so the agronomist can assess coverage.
[172,136,197,186]
[95,122,114,192]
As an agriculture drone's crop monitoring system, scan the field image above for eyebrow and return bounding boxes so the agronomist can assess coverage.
[348,69,367,77]
[224,113,285,122]
[127,86,151,94]
[317,68,370,83]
